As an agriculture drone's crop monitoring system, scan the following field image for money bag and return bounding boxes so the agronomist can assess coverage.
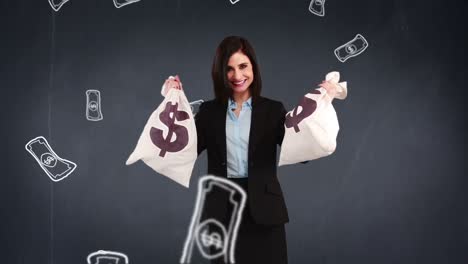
[278,71,348,166]
[126,81,197,188]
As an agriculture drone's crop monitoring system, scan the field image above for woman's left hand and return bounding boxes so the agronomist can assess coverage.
[318,80,338,100]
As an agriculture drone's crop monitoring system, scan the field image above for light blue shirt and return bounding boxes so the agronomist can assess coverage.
[226,96,252,178]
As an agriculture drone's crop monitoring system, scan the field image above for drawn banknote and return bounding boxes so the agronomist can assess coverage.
[48,0,70,11]
[180,175,246,263]
[113,0,141,8]
[189,99,204,116]
[49,0,142,11]
[334,34,369,62]
[309,0,326,17]
[87,250,128,264]
[25,136,77,182]
[86,89,103,121]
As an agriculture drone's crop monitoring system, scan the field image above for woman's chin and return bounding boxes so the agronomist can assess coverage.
[231,86,249,94]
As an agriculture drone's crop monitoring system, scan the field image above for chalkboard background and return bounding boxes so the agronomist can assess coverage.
[2,0,467,263]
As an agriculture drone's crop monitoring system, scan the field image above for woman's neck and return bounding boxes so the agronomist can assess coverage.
[231,90,251,105]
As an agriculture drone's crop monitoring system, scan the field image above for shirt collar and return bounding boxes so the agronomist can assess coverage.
[228,96,253,110]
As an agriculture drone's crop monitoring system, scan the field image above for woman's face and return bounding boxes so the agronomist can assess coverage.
[226,51,254,95]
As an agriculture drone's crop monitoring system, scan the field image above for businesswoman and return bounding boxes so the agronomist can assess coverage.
[165,36,337,264]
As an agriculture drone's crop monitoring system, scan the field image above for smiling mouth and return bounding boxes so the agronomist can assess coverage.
[231,79,247,87]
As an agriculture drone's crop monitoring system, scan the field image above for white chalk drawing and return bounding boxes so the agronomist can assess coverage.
[87,250,129,264]
[308,0,326,17]
[189,99,204,116]
[334,34,369,62]
[180,175,247,263]
[113,0,141,8]
[49,0,140,10]
[25,136,77,182]
[195,219,227,260]
[86,89,103,121]
[230,0,240,5]
[48,0,70,11]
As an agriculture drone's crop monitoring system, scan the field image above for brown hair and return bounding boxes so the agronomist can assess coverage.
[211,36,262,105]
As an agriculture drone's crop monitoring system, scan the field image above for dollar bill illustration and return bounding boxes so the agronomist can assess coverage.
[113,0,141,8]
[308,0,326,17]
[87,250,128,264]
[334,34,369,62]
[189,99,204,116]
[48,0,70,12]
[86,89,103,121]
[25,136,77,182]
[180,175,246,263]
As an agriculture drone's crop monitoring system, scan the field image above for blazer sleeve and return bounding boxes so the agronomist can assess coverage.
[276,102,287,147]
[195,102,207,156]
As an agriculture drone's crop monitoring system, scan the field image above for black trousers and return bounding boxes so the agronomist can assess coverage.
[210,178,288,264]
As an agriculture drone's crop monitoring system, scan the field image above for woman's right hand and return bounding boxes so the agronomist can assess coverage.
[161,75,183,96]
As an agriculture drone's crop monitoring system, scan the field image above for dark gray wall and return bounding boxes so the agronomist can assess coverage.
[2,0,467,263]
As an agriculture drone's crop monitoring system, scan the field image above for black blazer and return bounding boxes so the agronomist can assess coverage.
[195,96,289,226]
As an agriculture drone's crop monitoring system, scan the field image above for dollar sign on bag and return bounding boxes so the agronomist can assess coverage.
[150,101,190,157]
[285,91,319,133]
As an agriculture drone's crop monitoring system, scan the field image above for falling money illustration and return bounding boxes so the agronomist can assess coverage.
[48,0,70,11]
[49,0,141,11]
[86,89,104,121]
[308,0,326,17]
[278,71,347,166]
[87,250,128,264]
[334,34,369,62]
[25,136,77,182]
[189,99,204,116]
[113,0,141,8]
[180,176,246,264]
[126,81,197,188]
